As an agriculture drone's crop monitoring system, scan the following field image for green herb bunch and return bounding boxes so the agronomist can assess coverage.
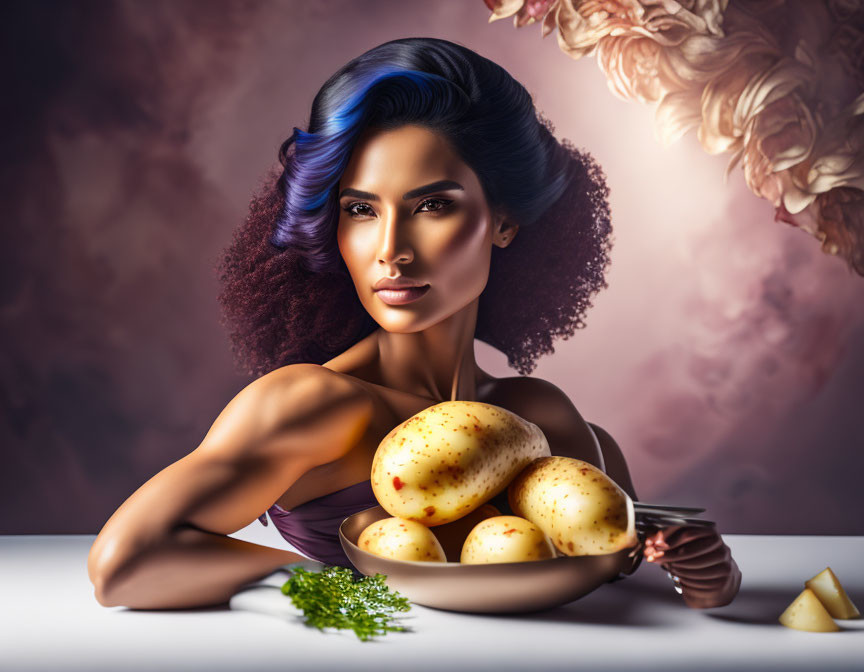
[281,566,412,641]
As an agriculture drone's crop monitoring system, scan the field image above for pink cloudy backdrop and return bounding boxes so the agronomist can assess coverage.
[2,1,862,534]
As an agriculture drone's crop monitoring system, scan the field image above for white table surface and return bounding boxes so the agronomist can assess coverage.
[2,521,862,672]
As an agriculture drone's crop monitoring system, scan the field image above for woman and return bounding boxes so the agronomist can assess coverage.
[88,37,740,611]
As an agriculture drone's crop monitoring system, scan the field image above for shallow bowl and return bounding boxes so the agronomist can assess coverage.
[339,505,641,614]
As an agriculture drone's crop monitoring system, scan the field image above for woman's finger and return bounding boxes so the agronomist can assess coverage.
[645,525,679,550]
[657,525,717,551]
[657,534,724,563]
[645,526,721,562]
[660,550,742,609]
[664,561,733,581]
[675,571,733,591]
[662,545,730,571]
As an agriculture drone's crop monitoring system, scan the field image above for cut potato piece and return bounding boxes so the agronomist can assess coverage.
[805,567,860,620]
[779,588,840,632]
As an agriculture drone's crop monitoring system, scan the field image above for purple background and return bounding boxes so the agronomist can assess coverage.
[3,1,863,535]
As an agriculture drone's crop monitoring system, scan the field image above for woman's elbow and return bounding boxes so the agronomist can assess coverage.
[91,574,117,608]
[87,532,138,607]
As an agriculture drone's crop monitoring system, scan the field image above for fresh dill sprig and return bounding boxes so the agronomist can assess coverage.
[281,566,412,641]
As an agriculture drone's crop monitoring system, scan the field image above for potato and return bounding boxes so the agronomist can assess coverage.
[371,401,550,526]
[357,517,446,562]
[460,515,557,564]
[431,503,501,562]
[805,567,860,619]
[779,588,840,632]
[508,456,636,556]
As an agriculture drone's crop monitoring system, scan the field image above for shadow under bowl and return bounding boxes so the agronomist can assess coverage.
[339,505,639,614]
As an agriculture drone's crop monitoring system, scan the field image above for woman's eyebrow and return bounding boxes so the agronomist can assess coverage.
[403,180,464,200]
[338,180,464,201]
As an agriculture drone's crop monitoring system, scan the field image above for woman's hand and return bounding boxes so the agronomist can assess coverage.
[644,524,741,609]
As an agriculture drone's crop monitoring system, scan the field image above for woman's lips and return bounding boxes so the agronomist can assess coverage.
[374,284,430,305]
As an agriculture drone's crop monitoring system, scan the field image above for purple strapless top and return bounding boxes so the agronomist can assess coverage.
[258,479,378,569]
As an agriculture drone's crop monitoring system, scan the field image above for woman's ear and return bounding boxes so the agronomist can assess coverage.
[491,212,519,249]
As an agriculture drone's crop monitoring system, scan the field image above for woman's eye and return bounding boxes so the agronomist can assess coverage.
[416,198,452,213]
[341,198,452,218]
[343,202,375,218]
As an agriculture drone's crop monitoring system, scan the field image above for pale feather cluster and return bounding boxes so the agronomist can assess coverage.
[485,0,864,274]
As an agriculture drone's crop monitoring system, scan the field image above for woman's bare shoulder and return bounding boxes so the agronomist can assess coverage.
[479,374,578,420]
[257,362,373,398]
[481,375,604,469]
[204,363,374,462]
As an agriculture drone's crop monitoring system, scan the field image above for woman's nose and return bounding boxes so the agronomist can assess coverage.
[376,210,413,266]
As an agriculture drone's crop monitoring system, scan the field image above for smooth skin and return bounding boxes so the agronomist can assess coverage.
[87,364,376,608]
[88,124,739,610]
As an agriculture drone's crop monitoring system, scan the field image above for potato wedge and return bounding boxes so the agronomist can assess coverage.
[805,567,860,619]
[779,588,840,632]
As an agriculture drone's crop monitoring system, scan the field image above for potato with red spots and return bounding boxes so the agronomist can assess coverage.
[431,503,501,562]
[508,456,637,556]
[460,515,557,564]
[357,517,447,562]
[371,401,550,526]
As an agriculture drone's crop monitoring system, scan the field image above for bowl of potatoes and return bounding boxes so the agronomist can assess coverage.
[338,400,643,614]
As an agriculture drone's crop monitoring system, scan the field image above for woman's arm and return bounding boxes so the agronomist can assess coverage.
[586,423,741,608]
[87,363,374,609]
[586,422,637,500]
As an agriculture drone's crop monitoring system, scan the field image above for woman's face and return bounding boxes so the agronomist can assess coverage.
[336,124,516,333]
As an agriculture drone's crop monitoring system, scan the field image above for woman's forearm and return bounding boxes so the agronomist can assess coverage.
[587,422,638,500]
[92,525,308,609]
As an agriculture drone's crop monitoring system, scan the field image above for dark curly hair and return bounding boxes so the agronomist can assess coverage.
[217,37,613,378]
